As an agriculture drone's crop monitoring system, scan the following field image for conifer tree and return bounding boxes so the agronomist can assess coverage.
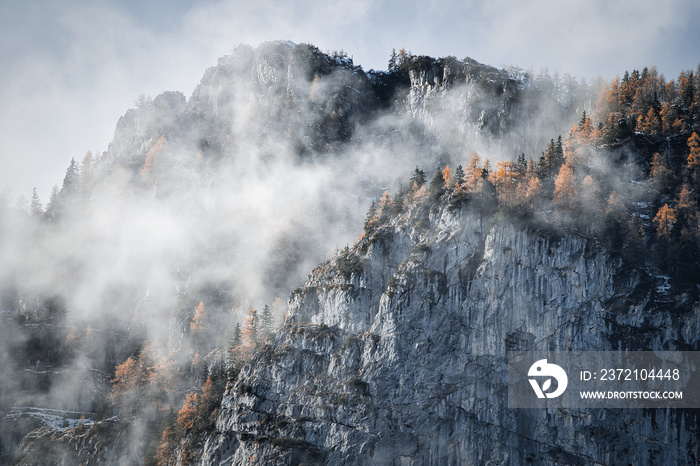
[232,323,242,347]
[391,182,406,216]
[649,152,670,193]
[465,152,483,192]
[429,169,445,199]
[523,175,542,209]
[364,200,377,234]
[516,154,528,176]
[687,132,700,186]
[676,184,699,242]
[489,161,518,206]
[410,166,426,189]
[654,204,677,240]
[453,165,465,187]
[541,137,565,178]
[579,111,588,129]
[481,159,491,179]
[442,166,453,189]
[260,305,274,337]
[553,164,576,212]
[241,305,258,347]
[378,190,393,221]
[637,107,660,135]
[388,48,398,72]
[556,135,564,160]
[29,188,42,218]
[44,185,60,222]
[190,301,207,333]
[61,158,80,196]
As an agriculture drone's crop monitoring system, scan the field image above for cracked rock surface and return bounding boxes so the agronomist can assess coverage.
[201,202,700,465]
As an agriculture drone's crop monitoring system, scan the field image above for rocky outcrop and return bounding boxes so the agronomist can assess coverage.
[201,200,700,465]
[12,419,132,466]
[105,41,375,174]
[105,90,187,169]
[404,56,521,137]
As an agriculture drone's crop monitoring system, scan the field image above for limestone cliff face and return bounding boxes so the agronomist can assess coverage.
[404,57,520,138]
[104,41,373,174]
[200,200,700,465]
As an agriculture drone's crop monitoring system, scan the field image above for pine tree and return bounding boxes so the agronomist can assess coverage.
[228,322,243,365]
[44,185,60,222]
[241,305,258,347]
[516,154,528,176]
[410,166,426,189]
[579,110,588,129]
[364,200,377,234]
[555,135,564,160]
[232,323,242,347]
[388,48,398,72]
[429,168,445,199]
[453,165,465,187]
[680,71,695,110]
[540,138,564,178]
[391,182,406,216]
[61,158,80,196]
[260,305,274,337]
[397,48,411,69]
[29,188,42,218]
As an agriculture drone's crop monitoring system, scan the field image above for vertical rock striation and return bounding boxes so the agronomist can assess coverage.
[202,202,699,465]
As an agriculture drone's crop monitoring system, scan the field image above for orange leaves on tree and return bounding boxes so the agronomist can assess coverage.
[687,132,700,168]
[653,204,677,239]
[190,301,207,333]
[553,164,576,212]
[176,392,198,431]
[442,166,453,189]
[488,161,518,206]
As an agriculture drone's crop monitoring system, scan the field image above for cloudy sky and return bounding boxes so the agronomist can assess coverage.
[1,0,699,202]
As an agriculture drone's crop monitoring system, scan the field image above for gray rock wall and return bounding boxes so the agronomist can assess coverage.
[201,203,700,465]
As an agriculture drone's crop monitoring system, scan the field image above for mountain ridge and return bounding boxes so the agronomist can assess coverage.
[2,41,700,464]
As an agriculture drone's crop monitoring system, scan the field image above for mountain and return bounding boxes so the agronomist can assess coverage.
[201,196,699,465]
[2,41,700,464]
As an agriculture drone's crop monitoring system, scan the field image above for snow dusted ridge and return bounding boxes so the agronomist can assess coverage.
[3,407,95,431]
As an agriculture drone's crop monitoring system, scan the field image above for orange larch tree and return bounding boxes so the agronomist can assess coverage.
[653,204,677,240]
[687,132,700,185]
[553,164,577,212]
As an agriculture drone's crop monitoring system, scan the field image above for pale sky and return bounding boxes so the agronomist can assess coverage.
[1,0,699,202]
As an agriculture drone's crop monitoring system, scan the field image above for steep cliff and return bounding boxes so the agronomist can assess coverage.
[6,41,699,465]
[200,198,700,465]
[104,41,375,175]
